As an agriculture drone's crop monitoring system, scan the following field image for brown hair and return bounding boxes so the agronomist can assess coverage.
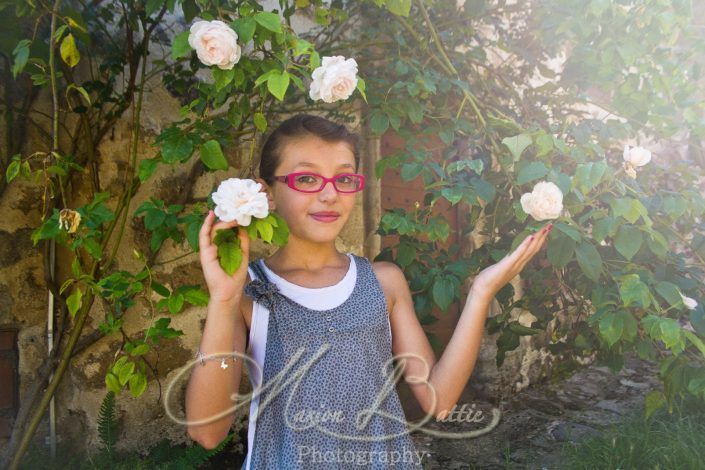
[258,114,361,184]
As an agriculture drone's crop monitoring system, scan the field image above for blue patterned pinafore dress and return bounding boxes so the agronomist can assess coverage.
[242,254,424,469]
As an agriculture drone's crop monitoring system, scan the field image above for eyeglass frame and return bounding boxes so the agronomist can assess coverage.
[272,172,365,193]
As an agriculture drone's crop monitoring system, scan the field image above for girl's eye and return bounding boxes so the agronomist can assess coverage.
[336,175,352,183]
[296,175,317,183]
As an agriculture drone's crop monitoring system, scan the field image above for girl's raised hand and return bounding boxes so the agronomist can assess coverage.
[198,210,251,303]
[469,223,553,302]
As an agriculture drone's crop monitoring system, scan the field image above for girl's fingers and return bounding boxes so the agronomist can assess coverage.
[210,219,240,244]
[516,224,551,266]
[199,210,216,250]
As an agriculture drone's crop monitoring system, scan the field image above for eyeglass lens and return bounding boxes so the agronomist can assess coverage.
[293,173,362,192]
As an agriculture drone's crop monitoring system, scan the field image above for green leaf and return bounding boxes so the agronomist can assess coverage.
[546,232,577,268]
[168,293,184,314]
[67,287,82,319]
[105,373,122,394]
[370,113,389,136]
[620,310,638,342]
[508,322,542,335]
[432,276,455,311]
[231,18,256,43]
[146,0,164,15]
[213,68,235,91]
[128,372,147,397]
[619,274,651,309]
[151,281,170,297]
[256,219,274,242]
[138,158,159,182]
[60,33,80,67]
[534,133,554,157]
[396,243,415,267]
[655,281,683,308]
[199,140,228,170]
[385,0,412,16]
[553,222,581,242]
[66,84,91,106]
[254,11,282,33]
[6,160,20,183]
[614,225,643,261]
[502,134,532,161]
[218,241,243,276]
[611,197,646,224]
[12,39,31,78]
[400,162,423,181]
[267,70,290,101]
[144,210,165,230]
[517,161,549,185]
[160,133,193,163]
[659,318,682,350]
[183,288,209,306]
[644,390,666,420]
[171,30,191,59]
[254,112,267,132]
[356,77,367,103]
[117,361,135,386]
[496,330,520,367]
[131,343,150,356]
[684,330,705,360]
[591,216,614,243]
[575,241,602,282]
[599,311,624,347]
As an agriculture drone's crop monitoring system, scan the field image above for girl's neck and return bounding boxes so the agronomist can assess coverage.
[266,240,348,274]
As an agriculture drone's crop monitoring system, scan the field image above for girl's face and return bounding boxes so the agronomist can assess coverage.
[264,136,358,244]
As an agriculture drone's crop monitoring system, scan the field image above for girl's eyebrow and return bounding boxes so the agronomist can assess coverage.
[294,162,355,169]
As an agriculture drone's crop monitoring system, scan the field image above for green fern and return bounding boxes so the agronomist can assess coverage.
[147,432,235,469]
[90,389,232,469]
[96,390,118,462]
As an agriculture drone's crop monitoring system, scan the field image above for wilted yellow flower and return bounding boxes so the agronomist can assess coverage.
[59,208,81,233]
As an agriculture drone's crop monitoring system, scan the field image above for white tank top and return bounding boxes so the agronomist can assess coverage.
[243,253,392,470]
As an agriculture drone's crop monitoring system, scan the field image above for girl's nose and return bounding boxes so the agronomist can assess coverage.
[317,180,339,201]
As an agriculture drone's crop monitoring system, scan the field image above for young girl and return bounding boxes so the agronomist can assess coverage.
[186,114,551,469]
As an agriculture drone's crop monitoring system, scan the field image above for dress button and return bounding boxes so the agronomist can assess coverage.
[328,326,335,332]
[326,316,332,321]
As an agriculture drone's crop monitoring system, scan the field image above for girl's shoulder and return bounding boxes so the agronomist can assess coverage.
[367,258,407,314]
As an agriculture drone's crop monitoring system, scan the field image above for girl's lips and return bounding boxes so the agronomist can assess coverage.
[310,214,340,223]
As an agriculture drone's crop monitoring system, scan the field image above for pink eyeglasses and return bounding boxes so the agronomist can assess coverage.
[272,172,365,193]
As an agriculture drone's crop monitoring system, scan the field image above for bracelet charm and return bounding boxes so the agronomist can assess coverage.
[195,348,237,369]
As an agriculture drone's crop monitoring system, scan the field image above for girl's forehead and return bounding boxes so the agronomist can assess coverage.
[278,137,355,171]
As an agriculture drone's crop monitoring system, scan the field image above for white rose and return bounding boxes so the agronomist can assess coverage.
[681,293,698,310]
[520,181,564,221]
[188,20,242,70]
[623,145,651,167]
[309,56,358,103]
[211,178,269,225]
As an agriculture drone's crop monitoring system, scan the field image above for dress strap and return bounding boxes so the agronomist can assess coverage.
[249,258,270,283]
[244,258,279,311]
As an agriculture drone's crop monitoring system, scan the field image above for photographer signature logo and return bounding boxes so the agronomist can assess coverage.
[165,342,501,440]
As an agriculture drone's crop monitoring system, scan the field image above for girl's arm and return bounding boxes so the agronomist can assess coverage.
[184,294,248,449]
[384,223,551,419]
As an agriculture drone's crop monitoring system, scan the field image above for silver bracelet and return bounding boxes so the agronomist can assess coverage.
[195,348,238,369]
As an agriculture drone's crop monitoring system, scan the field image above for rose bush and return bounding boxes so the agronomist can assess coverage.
[2,0,704,466]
